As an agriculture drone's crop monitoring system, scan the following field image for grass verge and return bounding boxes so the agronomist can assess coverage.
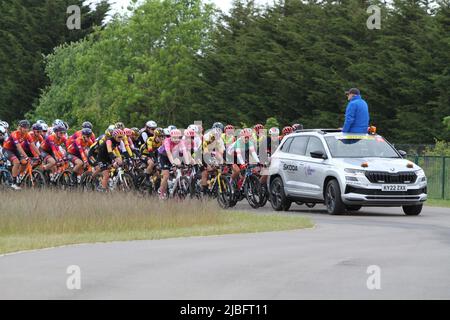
[425,199,450,208]
[0,190,313,254]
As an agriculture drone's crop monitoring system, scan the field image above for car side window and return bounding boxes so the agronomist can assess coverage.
[280,138,293,152]
[288,136,309,155]
[305,136,326,157]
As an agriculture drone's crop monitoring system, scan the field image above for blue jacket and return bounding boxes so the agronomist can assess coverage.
[342,95,369,133]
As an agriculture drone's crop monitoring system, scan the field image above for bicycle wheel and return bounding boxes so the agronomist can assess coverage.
[173,176,190,199]
[117,173,134,192]
[80,171,95,191]
[23,169,47,189]
[57,170,73,190]
[217,175,232,209]
[244,175,262,209]
[0,169,12,188]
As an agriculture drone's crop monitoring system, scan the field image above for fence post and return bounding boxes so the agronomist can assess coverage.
[442,157,446,200]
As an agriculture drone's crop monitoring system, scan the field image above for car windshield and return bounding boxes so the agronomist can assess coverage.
[325,135,400,158]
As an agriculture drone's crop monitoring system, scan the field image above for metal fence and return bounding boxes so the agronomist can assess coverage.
[409,156,450,199]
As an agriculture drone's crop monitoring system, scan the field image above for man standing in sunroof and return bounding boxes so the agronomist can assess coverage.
[342,88,370,133]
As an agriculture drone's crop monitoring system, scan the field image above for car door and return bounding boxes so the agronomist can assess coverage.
[302,136,329,198]
[281,136,309,195]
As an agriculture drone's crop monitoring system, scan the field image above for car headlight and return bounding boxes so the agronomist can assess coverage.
[415,169,425,176]
[344,168,366,176]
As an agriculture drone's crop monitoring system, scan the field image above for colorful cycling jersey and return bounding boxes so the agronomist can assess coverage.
[140,136,162,156]
[67,135,93,161]
[222,133,236,147]
[69,130,96,144]
[97,138,121,162]
[40,134,67,159]
[158,138,186,156]
[21,132,42,157]
[3,130,34,152]
[118,136,133,157]
[228,138,259,164]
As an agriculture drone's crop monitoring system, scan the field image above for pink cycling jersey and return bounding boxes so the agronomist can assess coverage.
[158,138,186,156]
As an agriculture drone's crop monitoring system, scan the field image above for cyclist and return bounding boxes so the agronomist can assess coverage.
[137,121,157,149]
[39,124,68,174]
[228,128,260,184]
[2,120,39,190]
[280,126,293,140]
[140,128,164,184]
[157,129,190,199]
[201,127,225,195]
[66,127,94,184]
[95,129,124,191]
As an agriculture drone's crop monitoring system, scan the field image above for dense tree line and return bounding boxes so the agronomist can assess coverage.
[25,0,450,143]
[0,0,110,122]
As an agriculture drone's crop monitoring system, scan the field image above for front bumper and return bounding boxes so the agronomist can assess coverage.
[342,185,427,206]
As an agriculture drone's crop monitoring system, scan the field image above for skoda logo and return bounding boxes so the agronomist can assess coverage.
[390,168,395,172]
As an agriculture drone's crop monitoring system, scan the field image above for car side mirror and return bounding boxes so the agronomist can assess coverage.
[310,150,327,159]
[398,150,407,157]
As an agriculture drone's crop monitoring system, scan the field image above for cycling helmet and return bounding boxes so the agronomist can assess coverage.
[53,119,64,127]
[19,120,31,128]
[145,120,157,129]
[224,124,234,132]
[112,129,124,138]
[254,123,264,131]
[282,126,293,135]
[124,128,133,136]
[82,121,93,129]
[131,127,140,136]
[63,122,70,130]
[32,123,43,131]
[0,126,6,134]
[188,124,199,133]
[36,120,47,125]
[170,129,182,137]
[115,122,125,129]
[154,128,163,137]
[105,125,115,136]
[240,128,253,138]
[41,123,49,132]
[184,128,195,137]
[167,125,177,132]
[0,121,9,129]
[81,128,93,136]
[163,128,171,136]
[212,122,224,133]
[292,123,303,131]
[269,127,280,136]
[54,124,67,133]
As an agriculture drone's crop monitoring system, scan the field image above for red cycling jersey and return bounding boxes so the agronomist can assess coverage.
[3,130,34,152]
[66,136,93,162]
[40,134,67,159]
[69,130,96,144]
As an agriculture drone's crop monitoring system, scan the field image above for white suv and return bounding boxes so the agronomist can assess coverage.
[267,129,427,215]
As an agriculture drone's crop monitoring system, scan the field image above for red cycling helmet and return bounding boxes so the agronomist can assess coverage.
[184,128,195,137]
[282,126,293,135]
[170,129,182,137]
[240,128,253,138]
[225,124,234,131]
[123,128,133,136]
[253,123,264,132]
[112,129,124,138]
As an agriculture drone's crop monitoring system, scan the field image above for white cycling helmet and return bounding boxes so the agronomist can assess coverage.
[163,128,170,136]
[188,124,199,133]
[145,120,157,129]
[0,121,9,129]
[269,127,280,136]
[41,123,49,131]
[53,119,64,127]
[167,125,177,132]
[0,126,6,134]
[36,120,47,125]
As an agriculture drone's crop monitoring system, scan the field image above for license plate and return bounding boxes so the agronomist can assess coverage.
[382,184,407,192]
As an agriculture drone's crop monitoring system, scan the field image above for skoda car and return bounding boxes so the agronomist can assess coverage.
[267,129,427,215]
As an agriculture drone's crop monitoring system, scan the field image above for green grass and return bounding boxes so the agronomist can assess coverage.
[425,199,450,208]
[0,190,313,255]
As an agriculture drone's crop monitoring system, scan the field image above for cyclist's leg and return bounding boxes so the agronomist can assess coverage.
[4,150,20,185]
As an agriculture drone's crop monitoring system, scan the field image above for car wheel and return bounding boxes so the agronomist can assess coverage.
[270,177,291,211]
[325,179,345,215]
[402,204,422,216]
[346,205,362,211]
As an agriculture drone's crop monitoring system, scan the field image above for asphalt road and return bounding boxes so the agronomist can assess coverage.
[0,204,449,299]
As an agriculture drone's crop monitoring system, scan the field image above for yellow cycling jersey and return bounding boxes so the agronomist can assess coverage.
[140,136,162,156]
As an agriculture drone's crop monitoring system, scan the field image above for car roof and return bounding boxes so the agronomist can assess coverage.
[292,129,380,138]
